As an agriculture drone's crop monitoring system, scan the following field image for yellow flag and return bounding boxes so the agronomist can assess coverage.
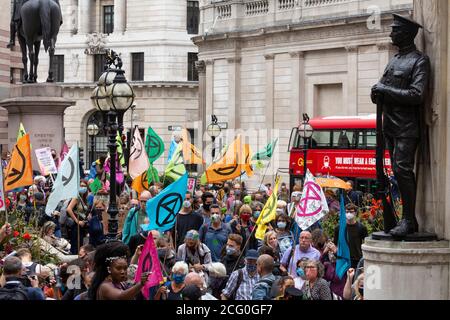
[180,129,204,165]
[205,136,245,184]
[165,143,186,182]
[5,134,33,192]
[255,176,281,240]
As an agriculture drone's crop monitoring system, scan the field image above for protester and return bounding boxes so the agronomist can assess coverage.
[206,262,228,299]
[88,241,149,300]
[154,261,188,300]
[177,230,212,273]
[333,203,368,269]
[258,231,281,262]
[184,272,216,300]
[301,260,332,300]
[221,234,245,276]
[196,192,215,225]
[293,258,308,290]
[199,205,231,262]
[0,256,45,300]
[122,190,151,244]
[221,249,260,300]
[16,248,49,278]
[66,182,90,254]
[274,214,295,258]
[230,205,257,251]
[88,199,106,246]
[252,254,276,300]
[278,183,289,203]
[173,198,203,249]
[0,223,12,243]
[40,221,71,254]
[281,231,321,277]
[155,235,177,277]
[274,276,295,300]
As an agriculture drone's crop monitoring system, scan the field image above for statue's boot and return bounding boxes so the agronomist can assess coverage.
[6,40,15,49]
[390,219,415,238]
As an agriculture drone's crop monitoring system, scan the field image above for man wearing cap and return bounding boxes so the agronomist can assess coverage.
[176,230,212,273]
[221,249,260,300]
[371,14,430,237]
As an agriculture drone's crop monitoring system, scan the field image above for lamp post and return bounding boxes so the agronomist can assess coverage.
[298,113,313,180]
[87,123,99,166]
[90,49,135,240]
[206,115,221,161]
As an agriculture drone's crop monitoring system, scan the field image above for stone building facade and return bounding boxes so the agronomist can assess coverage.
[193,0,413,184]
[36,0,201,170]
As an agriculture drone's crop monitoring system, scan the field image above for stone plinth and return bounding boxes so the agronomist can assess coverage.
[0,83,76,171]
[362,239,450,300]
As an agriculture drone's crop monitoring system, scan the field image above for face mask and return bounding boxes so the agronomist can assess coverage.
[19,195,27,202]
[203,203,211,211]
[79,187,87,194]
[211,214,220,223]
[158,248,167,260]
[94,208,103,215]
[172,274,185,284]
[346,212,356,221]
[253,211,261,219]
[277,221,287,229]
[240,214,250,222]
[183,200,191,209]
[226,246,237,256]
[246,264,257,274]
[296,268,305,278]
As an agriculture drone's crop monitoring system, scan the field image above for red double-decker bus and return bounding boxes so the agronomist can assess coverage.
[288,114,392,193]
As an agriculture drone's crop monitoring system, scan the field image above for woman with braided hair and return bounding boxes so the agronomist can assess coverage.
[88,241,150,300]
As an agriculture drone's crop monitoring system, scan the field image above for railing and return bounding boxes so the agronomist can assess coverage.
[217,4,232,19]
[304,0,348,7]
[245,0,269,16]
[278,0,296,10]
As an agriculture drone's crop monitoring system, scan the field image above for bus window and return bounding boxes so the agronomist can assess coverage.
[310,131,332,148]
[332,130,356,149]
[357,130,376,149]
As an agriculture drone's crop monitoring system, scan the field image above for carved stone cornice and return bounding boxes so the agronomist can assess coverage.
[264,53,275,60]
[289,51,305,58]
[345,45,358,53]
[376,42,394,51]
[227,57,242,64]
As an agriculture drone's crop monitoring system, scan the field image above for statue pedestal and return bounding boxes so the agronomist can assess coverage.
[362,238,450,300]
[0,83,75,171]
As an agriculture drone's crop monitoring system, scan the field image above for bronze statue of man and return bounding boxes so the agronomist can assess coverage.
[371,14,430,238]
[7,0,25,48]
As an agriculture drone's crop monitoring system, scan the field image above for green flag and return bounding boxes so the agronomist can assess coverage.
[145,127,165,164]
[147,164,160,184]
[164,143,186,182]
[252,138,278,161]
[116,133,125,167]
[200,172,207,185]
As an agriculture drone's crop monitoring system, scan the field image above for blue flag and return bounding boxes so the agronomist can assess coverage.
[143,173,188,232]
[167,138,178,163]
[336,191,351,280]
[45,144,80,215]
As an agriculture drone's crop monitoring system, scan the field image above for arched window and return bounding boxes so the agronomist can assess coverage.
[86,111,108,166]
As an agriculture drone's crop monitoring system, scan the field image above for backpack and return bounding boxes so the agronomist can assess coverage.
[0,284,29,301]
[254,276,279,300]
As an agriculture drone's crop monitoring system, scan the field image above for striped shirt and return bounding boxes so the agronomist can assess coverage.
[222,267,260,300]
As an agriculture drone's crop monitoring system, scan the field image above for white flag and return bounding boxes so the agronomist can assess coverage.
[45,144,80,215]
[295,170,329,230]
[129,126,150,179]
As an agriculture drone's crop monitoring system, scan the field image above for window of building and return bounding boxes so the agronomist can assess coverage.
[103,5,114,34]
[94,54,106,82]
[52,55,64,82]
[131,53,144,81]
[188,52,198,81]
[187,1,199,34]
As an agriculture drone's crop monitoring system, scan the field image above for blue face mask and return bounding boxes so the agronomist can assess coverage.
[296,267,305,278]
[79,187,87,194]
[253,211,261,219]
[226,246,237,256]
[172,274,185,284]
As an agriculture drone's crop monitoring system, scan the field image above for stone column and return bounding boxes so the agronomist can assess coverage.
[345,45,358,115]
[289,51,305,124]
[114,0,126,34]
[78,0,91,34]
[205,60,214,123]
[227,57,241,129]
[0,84,76,171]
[264,54,275,130]
[196,60,207,160]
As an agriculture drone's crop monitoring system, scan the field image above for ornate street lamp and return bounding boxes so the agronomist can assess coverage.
[87,123,99,166]
[206,115,221,160]
[90,49,135,240]
[298,113,313,179]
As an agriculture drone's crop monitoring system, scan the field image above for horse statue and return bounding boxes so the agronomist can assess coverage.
[18,0,62,83]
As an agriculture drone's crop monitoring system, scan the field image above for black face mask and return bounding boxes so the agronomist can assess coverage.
[158,248,167,260]
[203,204,211,211]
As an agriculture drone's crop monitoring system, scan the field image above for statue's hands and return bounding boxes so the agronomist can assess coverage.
[371,83,388,103]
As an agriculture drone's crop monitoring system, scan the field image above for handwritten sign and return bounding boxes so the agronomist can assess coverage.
[187,178,196,193]
[35,147,58,175]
